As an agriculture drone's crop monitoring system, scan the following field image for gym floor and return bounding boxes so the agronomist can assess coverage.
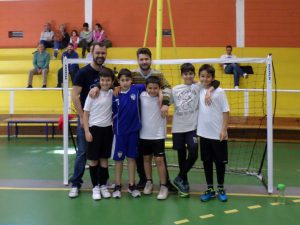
[0,138,299,225]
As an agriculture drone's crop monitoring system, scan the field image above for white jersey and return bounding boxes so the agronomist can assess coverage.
[83,90,113,127]
[139,92,166,139]
[220,54,237,69]
[171,84,202,133]
[197,88,230,140]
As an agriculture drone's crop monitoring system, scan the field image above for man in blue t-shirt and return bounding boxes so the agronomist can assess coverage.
[68,42,108,198]
[56,43,79,88]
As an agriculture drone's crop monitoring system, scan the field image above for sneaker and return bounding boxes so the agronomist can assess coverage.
[157,185,169,200]
[27,85,32,88]
[234,86,239,89]
[217,188,228,202]
[200,188,216,202]
[143,181,153,195]
[137,179,147,190]
[166,179,177,193]
[128,184,141,198]
[56,84,62,88]
[173,176,189,197]
[243,73,248,78]
[112,185,122,199]
[42,85,46,88]
[92,186,101,200]
[179,180,190,198]
[100,185,111,199]
[68,187,79,198]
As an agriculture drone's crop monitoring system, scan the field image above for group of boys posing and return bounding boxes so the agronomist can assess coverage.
[69,42,230,203]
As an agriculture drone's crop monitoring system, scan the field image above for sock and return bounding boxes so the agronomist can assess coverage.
[203,160,214,189]
[98,166,109,186]
[89,165,98,187]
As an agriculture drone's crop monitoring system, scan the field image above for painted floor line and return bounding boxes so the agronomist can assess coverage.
[248,205,262,209]
[199,214,214,219]
[174,219,189,224]
[270,202,281,206]
[292,199,300,203]
[224,209,239,214]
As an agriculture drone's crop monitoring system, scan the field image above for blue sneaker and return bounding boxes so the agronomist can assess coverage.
[217,188,228,202]
[200,188,216,202]
[173,177,189,197]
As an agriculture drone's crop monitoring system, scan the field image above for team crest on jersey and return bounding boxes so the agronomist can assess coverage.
[117,151,123,158]
[130,94,136,100]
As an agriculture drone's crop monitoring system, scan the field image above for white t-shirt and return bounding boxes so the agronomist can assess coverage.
[197,88,230,140]
[171,84,202,133]
[83,90,113,127]
[139,92,166,139]
[220,54,237,69]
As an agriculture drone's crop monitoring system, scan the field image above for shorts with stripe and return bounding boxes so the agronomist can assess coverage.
[111,132,139,161]
[87,125,113,160]
[139,139,165,157]
[199,136,228,164]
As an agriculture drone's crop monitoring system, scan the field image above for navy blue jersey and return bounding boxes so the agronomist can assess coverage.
[112,84,145,135]
[73,64,106,108]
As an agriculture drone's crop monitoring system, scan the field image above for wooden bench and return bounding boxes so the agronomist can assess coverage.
[4,116,77,141]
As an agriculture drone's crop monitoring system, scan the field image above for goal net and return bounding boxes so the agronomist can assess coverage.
[62,56,273,193]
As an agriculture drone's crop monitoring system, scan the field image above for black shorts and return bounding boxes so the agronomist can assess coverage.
[199,136,228,164]
[87,125,113,160]
[139,139,165,157]
[172,130,198,151]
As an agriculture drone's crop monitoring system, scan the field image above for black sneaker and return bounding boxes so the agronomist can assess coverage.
[136,180,147,190]
[128,184,141,198]
[27,85,32,88]
[42,85,46,88]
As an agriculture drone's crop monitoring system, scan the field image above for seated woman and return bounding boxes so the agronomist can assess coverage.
[40,22,54,49]
[53,24,70,59]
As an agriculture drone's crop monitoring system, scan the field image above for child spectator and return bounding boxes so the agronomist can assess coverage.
[197,64,230,202]
[139,76,168,200]
[111,68,145,199]
[220,45,248,89]
[56,43,79,88]
[53,24,70,59]
[70,29,79,49]
[27,43,50,88]
[79,23,92,58]
[172,63,219,197]
[39,22,54,48]
[83,67,115,200]
[92,23,112,47]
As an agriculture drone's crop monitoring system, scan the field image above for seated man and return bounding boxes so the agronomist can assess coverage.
[56,43,79,88]
[27,43,50,88]
[220,45,248,89]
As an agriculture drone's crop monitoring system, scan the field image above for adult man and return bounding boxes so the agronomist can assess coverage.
[68,42,107,198]
[27,43,50,88]
[56,43,79,88]
[220,45,248,89]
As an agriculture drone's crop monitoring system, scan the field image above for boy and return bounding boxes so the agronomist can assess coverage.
[83,67,115,200]
[111,68,145,198]
[139,76,168,200]
[171,63,219,197]
[197,64,230,202]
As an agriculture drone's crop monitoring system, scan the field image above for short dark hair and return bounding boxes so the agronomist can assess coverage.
[83,22,89,28]
[71,29,79,36]
[180,63,195,74]
[136,47,152,59]
[226,45,232,49]
[99,67,115,81]
[118,68,132,79]
[67,43,74,47]
[198,64,215,78]
[95,23,102,29]
[91,42,106,51]
[146,76,161,87]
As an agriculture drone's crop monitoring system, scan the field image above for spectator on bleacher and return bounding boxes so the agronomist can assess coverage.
[79,23,92,58]
[220,45,248,89]
[53,24,70,59]
[56,43,79,88]
[70,29,79,50]
[92,23,112,48]
[27,43,50,88]
[39,22,54,49]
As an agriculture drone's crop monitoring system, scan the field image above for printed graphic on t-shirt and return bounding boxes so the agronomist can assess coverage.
[175,88,198,113]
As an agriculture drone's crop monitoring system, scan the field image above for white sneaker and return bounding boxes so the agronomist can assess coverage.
[234,86,239,89]
[128,185,141,198]
[100,185,111,198]
[68,187,79,198]
[143,181,153,195]
[243,73,248,78]
[157,185,169,200]
[92,186,101,200]
[112,185,122,199]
